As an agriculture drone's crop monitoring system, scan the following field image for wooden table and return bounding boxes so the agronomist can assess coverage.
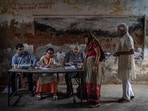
[8,66,85,106]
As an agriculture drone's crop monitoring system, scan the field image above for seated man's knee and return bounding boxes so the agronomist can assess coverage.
[76,73,80,78]
[65,73,70,78]
[25,73,32,78]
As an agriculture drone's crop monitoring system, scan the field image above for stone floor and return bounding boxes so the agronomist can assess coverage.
[0,84,148,111]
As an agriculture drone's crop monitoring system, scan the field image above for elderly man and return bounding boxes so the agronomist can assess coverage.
[114,23,136,102]
[11,43,38,97]
[64,44,84,97]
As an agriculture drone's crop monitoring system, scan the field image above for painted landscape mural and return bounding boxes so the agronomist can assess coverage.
[34,16,144,58]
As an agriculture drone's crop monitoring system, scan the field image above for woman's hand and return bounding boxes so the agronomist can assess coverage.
[92,65,98,73]
[36,62,45,67]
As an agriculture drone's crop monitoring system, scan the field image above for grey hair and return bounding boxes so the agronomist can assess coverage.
[118,23,129,32]
[70,44,80,50]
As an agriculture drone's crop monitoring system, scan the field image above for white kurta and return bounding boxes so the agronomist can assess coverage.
[117,33,136,80]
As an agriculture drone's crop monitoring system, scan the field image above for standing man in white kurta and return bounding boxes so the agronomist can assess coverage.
[114,23,136,103]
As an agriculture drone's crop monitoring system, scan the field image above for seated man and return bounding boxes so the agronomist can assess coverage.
[11,43,38,97]
[64,44,84,97]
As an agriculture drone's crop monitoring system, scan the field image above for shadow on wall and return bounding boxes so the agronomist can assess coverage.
[35,43,86,62]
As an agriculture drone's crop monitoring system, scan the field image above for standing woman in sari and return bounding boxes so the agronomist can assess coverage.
[84,33,102,108]
[36,48,58,100]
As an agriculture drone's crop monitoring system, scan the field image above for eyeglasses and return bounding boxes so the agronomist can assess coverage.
[17,48,24,51]
[47,52,54,55]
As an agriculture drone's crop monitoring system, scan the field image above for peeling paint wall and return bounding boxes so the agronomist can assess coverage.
[0,0,148,85]
[1,0,148,17]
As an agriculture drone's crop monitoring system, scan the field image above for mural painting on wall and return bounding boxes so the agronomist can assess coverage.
[34,16,144,58]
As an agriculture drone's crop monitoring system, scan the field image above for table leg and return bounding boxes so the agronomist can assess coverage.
[8,72,18,106]
[80,71,87,106]
[8,72,11,106]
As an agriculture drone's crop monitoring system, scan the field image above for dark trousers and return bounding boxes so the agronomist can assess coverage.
[65,72,79,94]
[10,73,33,93]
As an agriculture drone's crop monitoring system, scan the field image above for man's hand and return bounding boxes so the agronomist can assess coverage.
[65,62,74,66]
[113,52,120,56]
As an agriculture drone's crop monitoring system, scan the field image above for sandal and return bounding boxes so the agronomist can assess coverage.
[118,98,130,103]
[36,94,42,100]
[89,103,100,108]
[53,95,58,101]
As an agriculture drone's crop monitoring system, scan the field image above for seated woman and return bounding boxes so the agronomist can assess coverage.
[36,48,58,100]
